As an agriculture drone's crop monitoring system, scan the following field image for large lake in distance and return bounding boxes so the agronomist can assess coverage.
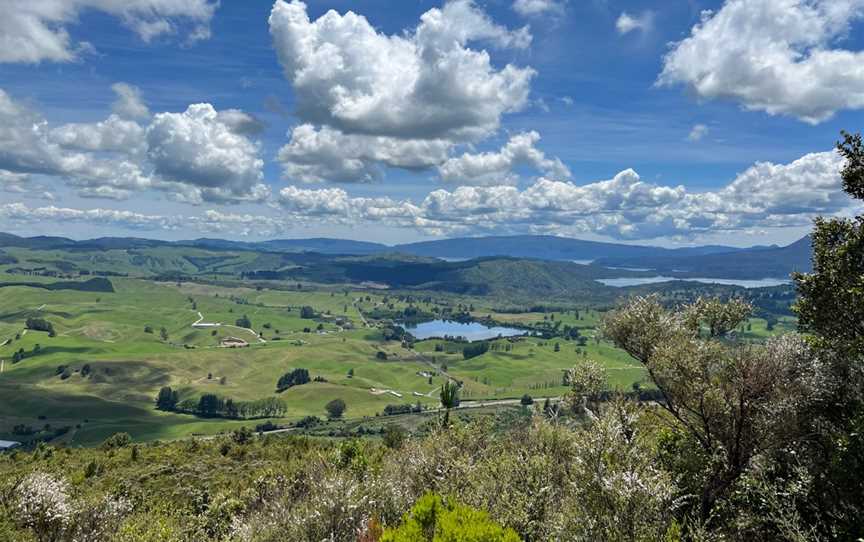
[400,319,525,341]
[596,277,792,288]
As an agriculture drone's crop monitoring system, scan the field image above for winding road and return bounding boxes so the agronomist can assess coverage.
[191,311,266,344]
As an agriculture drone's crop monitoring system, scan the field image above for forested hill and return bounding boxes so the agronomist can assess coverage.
[392,234,741,261]
[0,233,389,255]
[595,236,812,279]
[0,232,744,260]
[0,232,810,279]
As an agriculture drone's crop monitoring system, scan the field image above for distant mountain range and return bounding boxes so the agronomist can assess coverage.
[595,236,812,279]
[0,232,811,279]
[394,235,744,261]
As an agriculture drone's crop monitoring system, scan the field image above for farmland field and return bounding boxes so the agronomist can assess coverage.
[0,241,798,447]
[0,273,655,445]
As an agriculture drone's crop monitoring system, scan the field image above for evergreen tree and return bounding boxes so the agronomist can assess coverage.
[790,130,864,536]
[155,386,179,411]
[325,398,346,419]
[439,380,460,426]
[197,394,224,417]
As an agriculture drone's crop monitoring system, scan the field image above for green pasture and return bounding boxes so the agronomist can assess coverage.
[0,272,784,447]
[0,277,450,445]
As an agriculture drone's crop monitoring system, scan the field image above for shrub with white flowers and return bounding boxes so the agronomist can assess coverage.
[15,472,72,542]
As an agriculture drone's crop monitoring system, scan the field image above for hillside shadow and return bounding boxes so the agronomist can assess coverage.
[33,346,93,356]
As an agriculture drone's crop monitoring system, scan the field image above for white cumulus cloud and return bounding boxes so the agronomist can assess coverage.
[111,83,150,120]
[146,103,269,203]
[271,150,852,240]
[513,0,565,17]
[688,124,709,142]
[1,150,854,241]
[0,86,269,204]
[0,203,295,238]
[438,131,571,185]
[616,11,655,35]
[265,0,557,186]
[276,124,452,183]
[269,0,534,141]
[50,115,147,155]
[659,0,864,123]
[0,0,218,63]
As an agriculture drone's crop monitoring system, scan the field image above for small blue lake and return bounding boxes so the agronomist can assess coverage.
[400,319,525,341]
[596,276,792,288]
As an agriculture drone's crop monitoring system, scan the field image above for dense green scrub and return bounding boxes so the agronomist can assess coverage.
[0,411,677,541]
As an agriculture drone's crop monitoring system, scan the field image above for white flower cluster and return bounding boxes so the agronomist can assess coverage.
[15,472,73,536]
[14,472,133,542]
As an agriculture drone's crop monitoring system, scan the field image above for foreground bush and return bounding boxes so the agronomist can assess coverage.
[0,408,682,542]
[380,493,521,542]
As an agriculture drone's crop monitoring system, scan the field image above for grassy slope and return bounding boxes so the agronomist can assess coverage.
[0,277,444,444]
[0,268,794,447]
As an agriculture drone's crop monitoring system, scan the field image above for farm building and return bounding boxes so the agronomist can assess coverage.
[0,440,21,451]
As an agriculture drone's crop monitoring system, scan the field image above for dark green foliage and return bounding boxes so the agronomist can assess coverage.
[520,394,533,406]
[230,427,253,445]
[463,341,490,360]
[235,314,252,328]
[383,424,407,449]
[789,131,864,538]
[376,351,388,360]
[0,277,114,292]
[197,394,224,417]
[170,393,286,419]
[276,368,310,392]
[383,403,423,416]
[439,380,460,426]
[231,397,287,418]
[794,216,864,356]
[155,386,179,411]
[837,130,864,200]
[25,317,54,334]
[325,398,346,419]
[294,415,321,428]
[11,424,36,435]
[299,306,316,319]
[84,459,100,478]
[255,420,277,432]
[100,432,131,450]
[381,325,409,342]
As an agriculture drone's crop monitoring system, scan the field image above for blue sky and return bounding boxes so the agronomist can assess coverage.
[0,0,862,246]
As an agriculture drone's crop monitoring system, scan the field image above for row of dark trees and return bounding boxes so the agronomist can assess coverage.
[462,341,489,360]
[155,387,288,419]
[276,368,310,392]
[382,403,424,416]
[25,317,55,336]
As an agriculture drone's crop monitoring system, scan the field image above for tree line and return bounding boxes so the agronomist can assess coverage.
[155,387,287,419]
